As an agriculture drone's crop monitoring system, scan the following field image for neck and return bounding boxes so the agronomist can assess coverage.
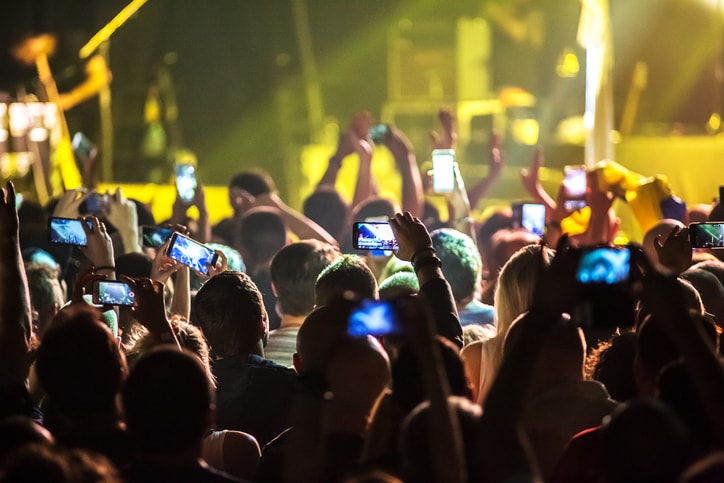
[279,313,306,329]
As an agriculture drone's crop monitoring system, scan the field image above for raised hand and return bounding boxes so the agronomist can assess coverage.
[53,189,88,219]
[388,212,434,262]
[430,107,457,150]
[520,145,543,197]
[80,215,115,269]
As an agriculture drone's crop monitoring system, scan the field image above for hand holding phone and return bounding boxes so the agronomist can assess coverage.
[562,165,587,212]
[141,225,174,248]
[166,232,218,275]
[689,222,724,249]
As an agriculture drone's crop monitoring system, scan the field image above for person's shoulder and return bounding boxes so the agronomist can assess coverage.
[247,354,296,375]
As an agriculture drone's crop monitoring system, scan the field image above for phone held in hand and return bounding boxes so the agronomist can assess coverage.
[175,163,197,203]
[369,124,388,144]
[166,232,218,275]
[562,165,587,212]
[140,225,174,249]
[93,280,136,306]
[512,202,546,237]
[432,149,456,193]
[80,192,109,215]
[352,221,398,251]
[689,222,724,249]
[48,217,92,246]
[348,299,403,337]
[572,245,636,329]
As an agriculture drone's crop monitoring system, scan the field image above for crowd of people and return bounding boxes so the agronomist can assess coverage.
[0,108,723,483]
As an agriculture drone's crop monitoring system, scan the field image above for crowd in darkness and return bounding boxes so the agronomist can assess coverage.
[0,106,724,483]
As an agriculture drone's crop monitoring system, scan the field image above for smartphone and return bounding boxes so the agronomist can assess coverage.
[563,165,587,212]
[348,299,403,337]
[175,163,197,203]
[140,225,174,248]
[369,124,389,144]
[80,192,108,215]
[689,222,724,249]
[576,246,631,285]
[92,280,136,306]
[512,202,546,237]
[432,149,456,193]
[166,232,218,275]
[48,217,92,246]
[72,132,95,160]
[352,221,398,251]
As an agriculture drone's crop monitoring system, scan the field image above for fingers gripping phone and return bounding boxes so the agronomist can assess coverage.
[166,232,218,275]
[432,149,456,193]
[352,221,398,251]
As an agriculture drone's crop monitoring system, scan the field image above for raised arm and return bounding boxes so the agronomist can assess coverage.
[467,132,505,209]
[385,126,424,217]
[520,145,557,219]
[0,181,33,386]
[253,192,338,246]
[104,187,142,255]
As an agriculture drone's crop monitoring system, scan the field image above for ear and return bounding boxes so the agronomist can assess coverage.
[292,352,303,375]
[271,281,277,297]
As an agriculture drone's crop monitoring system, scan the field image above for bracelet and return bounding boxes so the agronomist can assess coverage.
[413,255,442,272]
[94,265,116,272]
[411,247,436,265]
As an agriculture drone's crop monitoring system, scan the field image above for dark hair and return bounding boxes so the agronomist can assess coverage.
[270,240,339,317]
[392,337,471,414]
[35,305,125,419]
[114,253,152,279]
[315,254,378,307]
[238,207,287,270]
[431,228,481,302]
[194,271,265,357]
[590,332,638,402]
[352,197,396,222]
[378,272,419,300]
[229,170,275,196]
[123,348,211,453]
[303,188,349,242]
[25,262,62,335]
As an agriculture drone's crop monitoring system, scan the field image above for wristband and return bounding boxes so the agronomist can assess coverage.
[94,265,116,272]
[413,255,442,272]
[411,247,436,264]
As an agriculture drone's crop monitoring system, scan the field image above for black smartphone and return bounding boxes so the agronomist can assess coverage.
[352,221,398,251]
[140,225,174,248]
[80,192,109,215]
[369,124,389,144]
[432,149,456,193]
[576,246,631,285]
[512,202,546,237]
[348,299,403,337]
[166,232,218,275]
[689,222,724,249]
[175,163,197,203]
[92,280,136,306]
[48,217,92,246]
[563,165,587,212]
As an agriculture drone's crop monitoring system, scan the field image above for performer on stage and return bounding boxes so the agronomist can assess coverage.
[0,0,112,196]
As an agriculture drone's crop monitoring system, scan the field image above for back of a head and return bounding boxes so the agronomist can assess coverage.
[378,271,419,300]
[602,400,692,483]
[591,332,638,402]
[194,271,265,358]
[123,348,211,454]
[229,170,275,196]
[400,396,482,483]
[351,197,396,222]
[25,262,64,336]
[238,207,287,269]
[494,244,552,336]
[0,444,121,483]
[477,211,514,256]
[114,253,152,279]
[315,254,379,307]
[270,240,339,317]
[303,188,349,242]
[430,228,481,303]
[691,259,724,286]
[488,229,540,281]
[392,336,471,414]
[681,269,724,321]
[295,300,353,375]
[35,305,125,420]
